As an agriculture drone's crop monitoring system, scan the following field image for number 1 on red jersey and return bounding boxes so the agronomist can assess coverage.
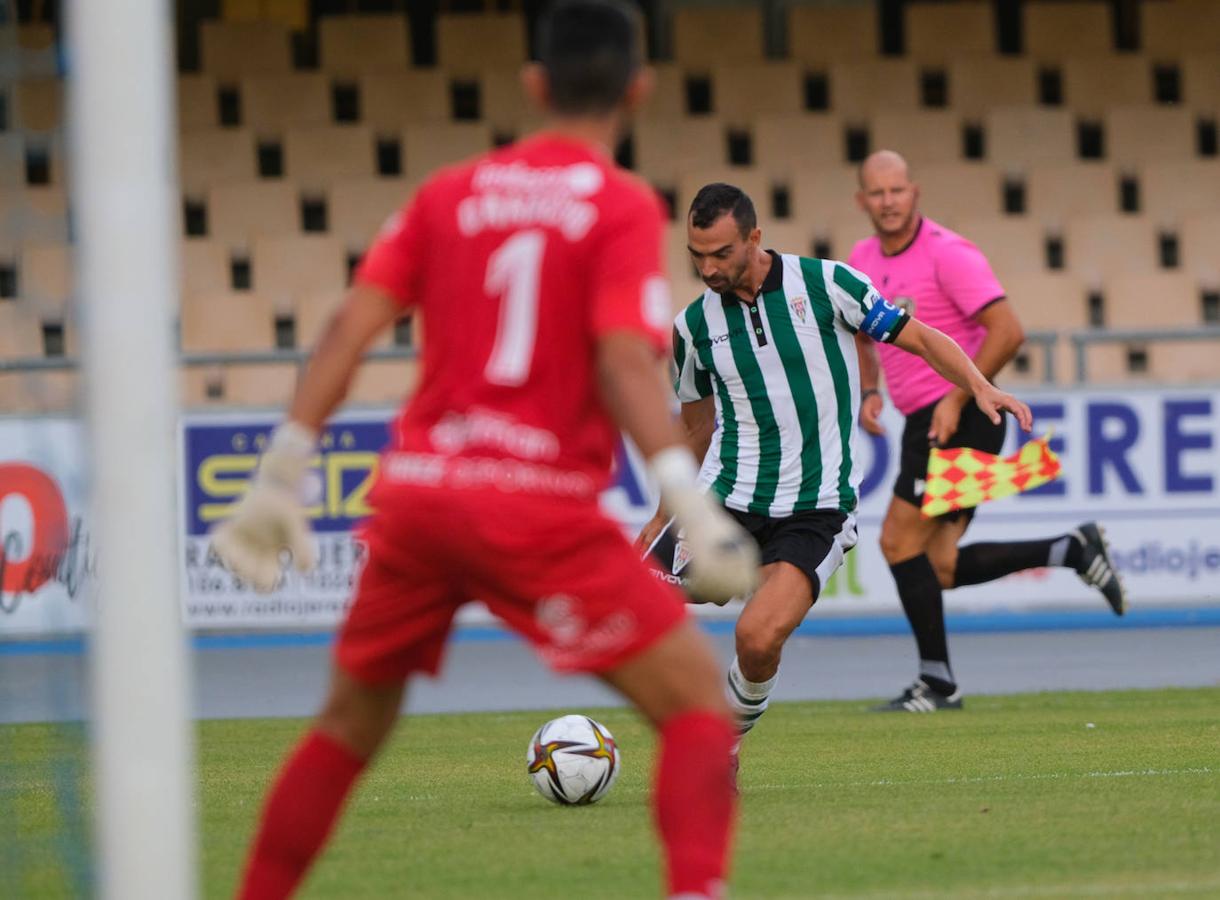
[484,230,546,386]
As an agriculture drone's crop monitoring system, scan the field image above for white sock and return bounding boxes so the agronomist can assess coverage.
[726,657,777,737]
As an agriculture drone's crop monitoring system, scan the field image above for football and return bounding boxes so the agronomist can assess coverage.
[526,714,621,806]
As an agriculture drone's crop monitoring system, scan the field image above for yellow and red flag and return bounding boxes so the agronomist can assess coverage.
[921,434,1062,518]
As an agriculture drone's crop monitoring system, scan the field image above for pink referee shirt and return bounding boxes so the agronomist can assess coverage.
[847,217,1005,416]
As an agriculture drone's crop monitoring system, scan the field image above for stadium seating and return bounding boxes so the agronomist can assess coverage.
[436,13,527,78]
[786,4,878,67]
[637,64,688,120]
[206,181,299,251]
[179,129,259,196]
[1060,56,1154,120]
[1140,0,1220,55]
[181,292,277,353]
[0,134,26,189]
[905,1,995,63]
[869,111,964,166]
[17,241,72,315]
[947,57,1039,117]
[913,163,1004,225]
[1001,272,1089,383]
[953,217,1048,280]
[0,300,43,358]
[0,23,59,80]
[178,75,220,130]
[752,114,844,179]
[327,177,413,255]
[1139,161,1220,224]
[181,363,300,407]
[983,106,1077,170]
[1178,212,1220,286]
[317,15,411,77]
[199,20,293,80]
[10,77,62,134]
[672,5,764,69]
[358,71,451,134]
[1063,215,1161,282]
[0,186,69,243]
[401,122,493,182]
[790,165,862,233]
[1179,54,1220,113]
[283,126,377,193]
[633,118,728,187]
[1023,1,1114,60]
[180,239,233,300]
[1024,162,1120,228]
[1104,106,1197,168]
[250,234,347,312]
[240,73,331,134]
[711,63,804,126]
[479,66,543,137]
[1102,273,1200,327]
[676,167,773,222]
[829,60,922,115]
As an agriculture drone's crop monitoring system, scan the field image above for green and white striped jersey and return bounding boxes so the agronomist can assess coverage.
[673,251,909,517]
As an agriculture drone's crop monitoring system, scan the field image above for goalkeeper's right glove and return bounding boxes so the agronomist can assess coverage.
[210,421,319,593]
[650,446,759,605]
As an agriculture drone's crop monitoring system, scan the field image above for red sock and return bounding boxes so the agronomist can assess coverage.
[654,710,738,899]
[237,729,366,900]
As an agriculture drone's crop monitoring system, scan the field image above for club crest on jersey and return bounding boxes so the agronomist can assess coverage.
[672,539,693,576]
[790,294,808,323]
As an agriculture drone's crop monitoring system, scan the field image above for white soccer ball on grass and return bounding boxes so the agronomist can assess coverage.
[526,714,621,805]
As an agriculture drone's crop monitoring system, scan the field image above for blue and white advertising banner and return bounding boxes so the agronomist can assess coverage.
[1,385,1217,635]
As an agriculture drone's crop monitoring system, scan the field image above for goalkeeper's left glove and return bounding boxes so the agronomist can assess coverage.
[210,421,319,593]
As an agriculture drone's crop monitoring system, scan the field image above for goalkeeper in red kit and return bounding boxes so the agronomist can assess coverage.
[210,2,758,897]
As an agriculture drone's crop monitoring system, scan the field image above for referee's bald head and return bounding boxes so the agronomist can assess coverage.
[858,150,912,188]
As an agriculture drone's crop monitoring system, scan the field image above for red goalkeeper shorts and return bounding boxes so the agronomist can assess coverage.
[335,485,688,683]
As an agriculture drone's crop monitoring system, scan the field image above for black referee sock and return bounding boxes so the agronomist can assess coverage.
[890,554,955,695]
[953,534,1084,587]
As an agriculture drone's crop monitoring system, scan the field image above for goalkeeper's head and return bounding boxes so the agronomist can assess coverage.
[526,0,650,122]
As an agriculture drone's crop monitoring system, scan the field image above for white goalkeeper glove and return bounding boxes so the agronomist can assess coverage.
[650,446,759,605]
[210,421,319,593]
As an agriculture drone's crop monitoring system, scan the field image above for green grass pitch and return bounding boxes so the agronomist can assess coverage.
[5,688,1219,898]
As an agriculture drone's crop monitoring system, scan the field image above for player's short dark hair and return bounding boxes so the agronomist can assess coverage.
[688,183,757,238]
[536,0,642,115]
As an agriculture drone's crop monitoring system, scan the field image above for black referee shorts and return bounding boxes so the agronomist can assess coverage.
[893,395,1006,522]
[645,507,857,602]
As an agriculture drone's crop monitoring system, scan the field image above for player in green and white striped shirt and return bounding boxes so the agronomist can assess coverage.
[637,184,1032,743]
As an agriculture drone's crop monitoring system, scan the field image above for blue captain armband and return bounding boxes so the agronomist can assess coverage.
[860,295,908,343]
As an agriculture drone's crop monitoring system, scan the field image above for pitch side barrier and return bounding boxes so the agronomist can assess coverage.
[0,387,1217,636]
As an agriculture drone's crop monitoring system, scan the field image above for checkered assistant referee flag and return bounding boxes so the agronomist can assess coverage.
[921,434,1062,518]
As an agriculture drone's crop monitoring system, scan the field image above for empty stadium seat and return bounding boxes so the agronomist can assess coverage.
[0,186,69,243]
[752,114,843,180]
[1144,342,1220,382]
[348,358,420,407]
[328,177,413,255]
[1064,215,1160,282]
[0,134,25,189]
[827,218,872,261]
[241,73,331,134]
[178,75,220,130]
[436,13,527,78]
[10,77,62,134]
[179,129,258,197]
[251,235,347,310]
[952,217,1048,279]
[756,220,816,259]
[1061,56,1154,120]
[17,241,72,314]
[786,5,878,68]
[672,6,764,69]
[1024,162,1120,229]
[1002,271,1088,383]
[181,292,276,352]
[0,24,59,80]
[711,63,803,127]
[829,60,921,116]
[905,1,995,63]
[983,106,1076,170]
[633,118,728,187]
[0,371,77,413]
[180,239,233,300]
[1180,54,1220,114]
[199,21,293,81]
[283,126,376,193]
[1141,0,1220,56]
[318,15,411,77]
[401,122,493,182]
[1178,212,1220,286]
[182,364,300,407]
[947,57,1039,117]
[207,181,299,251]
[358,71,450,134]
[1105,106,1197,168]
[479,67,543,137]
[913,163,1004,224]
[1102,273,1200,327]
[1023,1,1113,60]
[1139,161,1220,225]
[676,168,773,222]
[869,111,964,166]
[0,301,43,358]
[790,165,861,232]
[638,64,687,120]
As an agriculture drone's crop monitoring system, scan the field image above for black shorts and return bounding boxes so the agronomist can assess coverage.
[645,507,858,602]
[894,395,1007,521]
